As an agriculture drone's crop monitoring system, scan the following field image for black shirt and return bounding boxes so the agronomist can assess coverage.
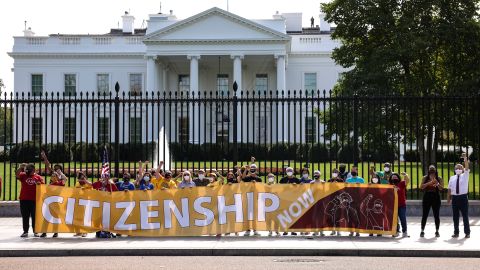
[193,178,209,187]
[243,175,262,182]
[279,176,300,184]
[327,177,344,183]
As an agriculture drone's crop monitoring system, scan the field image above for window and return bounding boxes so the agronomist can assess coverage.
[97,74,110,96]
[98,117,110,143]
[304,73,317,95]
[31,74,43,96]
[217,74,229,96]
[64,74,76,96]
[129,73,142,96]
[64,117,76,142]
[178,75,190,92]
[255,74,268,92]
[129,117,142,143]
[179,117,189,143]
[32,117,42,142]
[305,116,317,143]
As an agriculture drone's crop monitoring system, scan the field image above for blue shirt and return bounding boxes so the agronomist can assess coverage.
[346,177,365,183]
[178,180,196,188]
[117,181,135,191]
[138,183,154,190]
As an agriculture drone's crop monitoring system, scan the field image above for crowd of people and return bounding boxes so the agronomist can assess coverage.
[15,154,471,240]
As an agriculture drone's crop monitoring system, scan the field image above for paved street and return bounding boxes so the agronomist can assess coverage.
[0,256,479,270]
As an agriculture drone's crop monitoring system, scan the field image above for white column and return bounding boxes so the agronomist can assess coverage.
[146,55,157,92]
[187,55,200,143]
[162,65,169,91]
[231,55,243,142]
[275,54,288,142]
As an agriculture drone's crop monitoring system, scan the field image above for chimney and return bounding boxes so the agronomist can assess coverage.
[23,27,35,37]
[319,12,330,32]
[122,11,135,33]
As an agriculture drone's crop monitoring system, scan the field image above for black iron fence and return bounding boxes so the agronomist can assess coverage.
[1,84,479,200]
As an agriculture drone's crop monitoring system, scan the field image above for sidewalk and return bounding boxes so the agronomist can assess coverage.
[0,217,478,257]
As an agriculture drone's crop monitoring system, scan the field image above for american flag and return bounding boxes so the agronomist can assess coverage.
[101,146,110,178]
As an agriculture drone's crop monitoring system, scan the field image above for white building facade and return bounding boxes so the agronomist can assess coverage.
[9,7,345,145]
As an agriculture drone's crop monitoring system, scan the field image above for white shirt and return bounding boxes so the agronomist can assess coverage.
[448,169,470,195]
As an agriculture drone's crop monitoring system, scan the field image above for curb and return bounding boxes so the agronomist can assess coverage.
[0,248,479,258]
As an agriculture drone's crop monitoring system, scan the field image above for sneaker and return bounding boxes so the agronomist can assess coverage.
[355,233,360,237]
[330,231,336,236]
[420,231,425,237]
[282,232,288,236]
[81,233,87,237]
[225,233,230,236]
[435,232,440,238]
[73,233,82,237]
[402,232,410,238]
[235,232,239,236]
[465,234,470,239]
[290,232,297,236]
[377,234,382,237]
[300,232,305,236]
[33,233,40,237]
[244,231,251,236]
[40,233,47,238]
[349,232,354,237]
[336,232,342,236]
[253,231,260,236]
[275,232,281,237]
[320,232,325,237]
[268,231,273,237]
[52,233,58,238]
[369,234,374,237]
[312,232,319,236]
[392,232,399,238]
[452,234,459,238]
[20,232,28,238]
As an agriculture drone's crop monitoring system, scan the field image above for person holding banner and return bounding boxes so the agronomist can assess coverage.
[447,153,470,238]
[390,172,410,238]
[300,168,313,183]
[117,173,135,191]
[73,171,91,237]
[267,173,281,237]
[346,167,364,184]
[338,164,350,181]
[193,169,209,187]
[178,171,196,188]
[327,168,344,183]
[17,163,44,238]
[369,163,393,184]
[92,174,118,192]
[280,167,300,236]
[154,170,177,190]
[420,165,443,238]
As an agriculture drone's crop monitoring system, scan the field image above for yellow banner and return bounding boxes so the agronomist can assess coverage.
[35,183,398,236]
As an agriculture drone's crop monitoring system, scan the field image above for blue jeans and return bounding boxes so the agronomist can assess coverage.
[452,194,470,235]
[397,206,407,233]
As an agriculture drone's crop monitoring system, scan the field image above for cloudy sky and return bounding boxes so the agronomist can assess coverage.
[0,0,327,93]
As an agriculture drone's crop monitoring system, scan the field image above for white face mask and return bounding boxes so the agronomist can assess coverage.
[332,173,338,178]
[372,178,379,184]
[455,169,463,175]
[286,171,293,177]
[302,174,309,179]
[198,174,204,180]
[267,177,275,183]
[384,167,390,172]
[184,175,190,181]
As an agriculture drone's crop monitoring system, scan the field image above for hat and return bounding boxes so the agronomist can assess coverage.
[314,170,321,175]
[286,167,294,172]
[384,162,391,167]
[250,164,257,169]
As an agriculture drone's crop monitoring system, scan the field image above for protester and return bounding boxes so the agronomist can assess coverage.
[117,173,135,191]
[178,171,196,188]
[327,168,344,183]
[338,163,350,181]
[193,169,209,187]
[346,167,364,183]
[369,163,393,184]
[17,163,44,238]
[154,170,177,190]
[240,163,261,236]
[390,172,410,238]
[447,153,470,238]
[299,168,313,183]
[309,170,325,237]
[370,172,384,184]
[420,165,443,237]
[266,173,280,237]
[225,171,238,184]
[280,167,300,236]
[92,174,118,192]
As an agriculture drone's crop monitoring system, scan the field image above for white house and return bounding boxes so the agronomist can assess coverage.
[8,7,345,147]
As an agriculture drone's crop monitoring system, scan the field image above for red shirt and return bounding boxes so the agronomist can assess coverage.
[92,181,118,192]
[396,181,407,207]
[18,172,45,200]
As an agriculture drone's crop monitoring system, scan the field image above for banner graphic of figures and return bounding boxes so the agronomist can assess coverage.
[35,183,398,236]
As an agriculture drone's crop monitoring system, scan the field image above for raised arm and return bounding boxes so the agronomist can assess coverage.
[40,151,53,174]
[401,172,410,187]
[155,161,164,179]
[462,153,469,171]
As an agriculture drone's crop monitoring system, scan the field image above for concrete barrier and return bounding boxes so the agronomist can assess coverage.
[1,200,479,217]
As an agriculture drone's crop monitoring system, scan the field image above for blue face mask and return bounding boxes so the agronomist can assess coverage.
[144,177,150,182]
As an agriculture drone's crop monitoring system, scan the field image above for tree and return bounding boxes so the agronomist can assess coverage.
[321,0,480,172]
[0,78,12,146]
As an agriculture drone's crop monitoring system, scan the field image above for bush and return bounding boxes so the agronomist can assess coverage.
[72,142,99,162]
[337,144,360,163]
[45,143,71,163]
[404,150,420,162]
[0,150,8,162]
[9,141,41,162]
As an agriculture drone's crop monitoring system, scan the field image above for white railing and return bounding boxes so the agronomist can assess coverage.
[93,37,112,45]
[60,37,81,45]
[26,37,47,45]
[299,37,321,43]
[126,37,143,44]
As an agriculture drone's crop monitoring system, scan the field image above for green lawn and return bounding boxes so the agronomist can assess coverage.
[1,161,479,200]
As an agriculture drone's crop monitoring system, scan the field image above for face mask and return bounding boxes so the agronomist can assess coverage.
[268,177,275,183]
[250,169,256,173]
[392,178,400,184]
[123,178,130,182]
[303,174,309,179]
[351,172,358,177]
[314,175,320,179]
[184,176,190,181]
[332,173,338,178]
[339,168,346,173]
[455,169,463,175]
[372,178,379,184]
[384,167,390,172]
[429,170,436,175]
[144,177,150,182]
[286,171,293,177]
[198,174,204,180]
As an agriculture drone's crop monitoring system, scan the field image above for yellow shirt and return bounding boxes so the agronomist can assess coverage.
[151,176,177,190]
[75,182,93,190]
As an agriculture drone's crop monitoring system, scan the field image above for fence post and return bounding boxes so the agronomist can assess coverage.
[114,82,120,177]
[352,92,358,167]
[232,81,238,166]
